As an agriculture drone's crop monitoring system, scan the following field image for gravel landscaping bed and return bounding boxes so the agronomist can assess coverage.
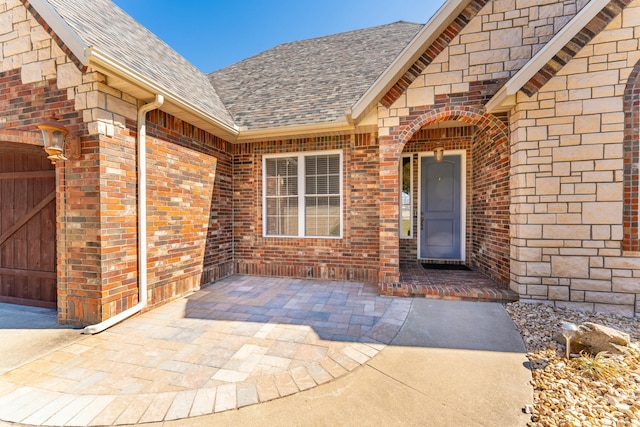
[505,302,640,427]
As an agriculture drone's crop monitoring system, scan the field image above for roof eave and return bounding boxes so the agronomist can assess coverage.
[85,48,240,139]
[235,120,365,143]
[349,0,472,122]
[485,0,611,113]
[27,0,239,140]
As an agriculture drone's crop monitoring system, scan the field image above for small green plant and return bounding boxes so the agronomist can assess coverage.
[572,351,624,381]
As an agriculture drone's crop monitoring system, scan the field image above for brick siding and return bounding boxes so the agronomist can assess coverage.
[232,134,380,283]
[1,69,234,327]
[469,124,510,285]
[145,110,234,295]
[0,69,90,323]
[4,0,640,323]
[53,110,234,326]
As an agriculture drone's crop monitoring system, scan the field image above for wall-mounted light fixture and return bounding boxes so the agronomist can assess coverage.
[434,146,444,163]
[36,118,80,164]
[433,120,444,163]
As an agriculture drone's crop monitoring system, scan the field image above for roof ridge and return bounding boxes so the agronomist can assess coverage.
[273,20,424,48]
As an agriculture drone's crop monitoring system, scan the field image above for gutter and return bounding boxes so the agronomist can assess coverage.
[82,94,164,334]
[86,47,358,142]
[235,119,357,142]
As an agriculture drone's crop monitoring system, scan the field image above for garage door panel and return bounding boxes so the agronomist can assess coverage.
[0,143,56,308]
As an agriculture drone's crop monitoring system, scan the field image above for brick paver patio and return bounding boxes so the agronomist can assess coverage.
[0,276,411,426]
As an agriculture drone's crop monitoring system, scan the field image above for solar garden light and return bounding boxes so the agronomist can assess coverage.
[561,321,579,358]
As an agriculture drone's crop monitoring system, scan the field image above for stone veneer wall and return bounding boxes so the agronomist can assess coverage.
[232,134,380,283]
[509,0,640,317]
[376,0,578,285]
[378,0,640,315]
[386,0,589,111]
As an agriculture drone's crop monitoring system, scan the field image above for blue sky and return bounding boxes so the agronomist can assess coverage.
[111,0,446,73]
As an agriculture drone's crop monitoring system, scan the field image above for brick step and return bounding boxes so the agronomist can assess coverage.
[382,263,520,303]
[379,282,519,303]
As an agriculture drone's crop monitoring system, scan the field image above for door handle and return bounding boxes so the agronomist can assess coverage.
[420,212,424,230]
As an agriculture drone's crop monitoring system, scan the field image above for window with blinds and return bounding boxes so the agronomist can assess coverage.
[264,151,342,238]
[265,157,299,236]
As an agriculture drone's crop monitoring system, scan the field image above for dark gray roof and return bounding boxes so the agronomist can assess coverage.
[209,22,423,130]
[46,0,235,129]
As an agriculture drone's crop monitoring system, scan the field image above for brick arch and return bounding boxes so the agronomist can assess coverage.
[623,58,640,252]
[377,106,510,286]
[396,107,509,154]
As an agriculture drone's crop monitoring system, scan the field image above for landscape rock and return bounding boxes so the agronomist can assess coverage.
[505,302,640,426]
[575,322,630,355]
[552,321,630,355]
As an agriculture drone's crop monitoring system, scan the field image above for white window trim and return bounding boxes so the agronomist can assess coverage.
[400,154,413,239]
[262,150,343,239]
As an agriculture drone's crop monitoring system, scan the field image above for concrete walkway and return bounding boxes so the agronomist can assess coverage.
[0,276,532,426]
[0,304,81,376]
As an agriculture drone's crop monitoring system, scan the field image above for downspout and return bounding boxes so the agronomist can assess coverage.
[82,94,164,334]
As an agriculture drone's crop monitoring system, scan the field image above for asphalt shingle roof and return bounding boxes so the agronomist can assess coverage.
[209,22,423,130]
[45,0,235,129]
[43,0,423,133]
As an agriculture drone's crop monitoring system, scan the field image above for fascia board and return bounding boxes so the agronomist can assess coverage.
[28,0,89,66]
[85,48,240,137]
[235,121,355,142]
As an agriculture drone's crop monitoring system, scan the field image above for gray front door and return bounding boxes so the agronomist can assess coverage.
[420,154,462,259]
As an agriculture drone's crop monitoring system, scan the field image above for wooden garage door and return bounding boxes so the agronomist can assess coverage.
[0,142,56,308]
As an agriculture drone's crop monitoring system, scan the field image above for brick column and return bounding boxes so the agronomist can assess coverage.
[378,135,401,284]
[58,133,109,325]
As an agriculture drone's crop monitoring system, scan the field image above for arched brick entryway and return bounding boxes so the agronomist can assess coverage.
[378,106,510,286]
[623,58,640,252]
